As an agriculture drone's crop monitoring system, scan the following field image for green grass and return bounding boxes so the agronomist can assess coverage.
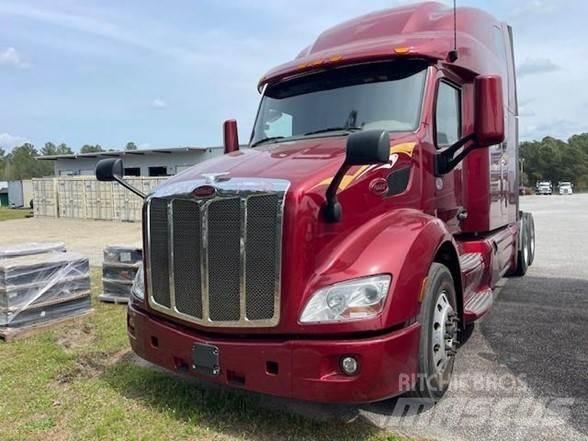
[0,268,404,441]
[0,207,31,222]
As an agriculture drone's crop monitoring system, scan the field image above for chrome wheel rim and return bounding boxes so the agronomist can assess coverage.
[529,223,535,257]
[431,291,458,375]
[523,232,530,264]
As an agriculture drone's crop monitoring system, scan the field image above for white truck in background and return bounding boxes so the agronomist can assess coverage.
[536,181,553,195]
[558,181,573,195]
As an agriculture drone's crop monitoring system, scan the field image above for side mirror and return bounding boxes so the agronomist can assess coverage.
[324,130,390,222]
[435,75,505,176]
[96,158,123,181]
[474,75,505,147]
[95,158,145,199]
[345,130,390,165]
[223,119,240,154]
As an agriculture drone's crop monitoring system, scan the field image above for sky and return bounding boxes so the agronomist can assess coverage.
[0,0,587,152]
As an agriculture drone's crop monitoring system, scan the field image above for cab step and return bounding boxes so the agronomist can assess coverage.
[463,288,493,323]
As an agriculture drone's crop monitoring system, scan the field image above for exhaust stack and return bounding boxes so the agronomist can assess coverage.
[223,119,240,154]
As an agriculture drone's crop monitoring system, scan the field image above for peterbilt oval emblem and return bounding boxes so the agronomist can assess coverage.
[369,178,389,196]
[192,185,217,198]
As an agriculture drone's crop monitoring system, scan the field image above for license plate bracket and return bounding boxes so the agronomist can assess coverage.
[192,343,220,376]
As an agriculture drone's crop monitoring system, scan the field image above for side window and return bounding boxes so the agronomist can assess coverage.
[493,26,508,64]
[436,82,461,147]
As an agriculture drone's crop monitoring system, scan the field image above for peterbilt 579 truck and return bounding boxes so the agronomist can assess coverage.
[97,2,535,402]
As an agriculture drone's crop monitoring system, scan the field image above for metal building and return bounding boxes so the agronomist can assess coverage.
[36,145,224,177]
[0,182,8,207]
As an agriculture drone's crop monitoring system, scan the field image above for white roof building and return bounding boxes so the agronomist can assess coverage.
[36,145,226,177]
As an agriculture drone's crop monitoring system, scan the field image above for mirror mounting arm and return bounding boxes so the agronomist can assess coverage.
[323,164,351,223]
[435,133,476,176]
[113,175,146,199]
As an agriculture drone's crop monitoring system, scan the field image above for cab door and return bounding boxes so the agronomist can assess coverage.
[432,72,466,234]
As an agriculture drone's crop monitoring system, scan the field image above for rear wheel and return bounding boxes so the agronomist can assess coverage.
[525,212,535,266]
[412,263,459,401]
[511,213,532,276]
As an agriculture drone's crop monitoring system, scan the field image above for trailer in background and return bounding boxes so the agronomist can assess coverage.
[8,180,33,209]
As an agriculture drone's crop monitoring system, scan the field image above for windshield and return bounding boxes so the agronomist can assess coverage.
[251,60,428,146]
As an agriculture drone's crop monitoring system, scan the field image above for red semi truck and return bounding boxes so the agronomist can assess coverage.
[97,2,535,402]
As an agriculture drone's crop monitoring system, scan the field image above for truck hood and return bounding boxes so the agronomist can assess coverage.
[144,134,420,335]
[162,137,349,192]
[157,133,416,196]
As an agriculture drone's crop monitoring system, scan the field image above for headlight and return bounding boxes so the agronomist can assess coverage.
[299,275,391,324]
[131,264,145,300]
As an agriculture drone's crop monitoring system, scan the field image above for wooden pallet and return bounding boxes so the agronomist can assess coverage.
[0,309,94,342]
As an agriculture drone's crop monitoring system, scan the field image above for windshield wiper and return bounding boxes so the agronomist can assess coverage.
[250,136,285,148]
[303,126,362,136]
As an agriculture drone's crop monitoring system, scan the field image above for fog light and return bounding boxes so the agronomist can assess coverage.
[340,356,359,376]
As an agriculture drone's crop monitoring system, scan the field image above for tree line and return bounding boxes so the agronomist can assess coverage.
[1,135,587,188]
[520,133,588,190]
[0,142,138,181]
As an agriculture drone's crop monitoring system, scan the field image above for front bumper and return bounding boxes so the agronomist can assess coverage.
[127,304,420,403]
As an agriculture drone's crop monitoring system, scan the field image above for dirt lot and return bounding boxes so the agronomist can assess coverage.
[0,217,141,265]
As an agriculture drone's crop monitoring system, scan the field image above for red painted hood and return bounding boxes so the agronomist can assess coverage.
[144,133,422,335]
[162,137,348,193]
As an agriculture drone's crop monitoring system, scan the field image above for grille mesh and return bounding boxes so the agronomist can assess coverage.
[147,187,284,326]
[207,198,241,321]
[172,199,203,318]
[245,195,279,320]
[149,198,170,307]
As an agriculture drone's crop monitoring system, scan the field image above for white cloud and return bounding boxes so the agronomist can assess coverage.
[151,98,167,109]
[0,133,29,150]
[0,47,30,69]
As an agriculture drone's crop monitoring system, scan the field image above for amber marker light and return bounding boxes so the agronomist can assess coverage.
[393,47,411,54]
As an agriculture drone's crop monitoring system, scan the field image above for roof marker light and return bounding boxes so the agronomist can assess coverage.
[393,47,411,55]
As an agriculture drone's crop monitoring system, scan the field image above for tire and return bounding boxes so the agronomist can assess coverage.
[412,263,459,401]
[524,212,535,266]
[511,216,529,276]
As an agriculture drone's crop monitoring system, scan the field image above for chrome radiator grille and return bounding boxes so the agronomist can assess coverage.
[146,178,288,327]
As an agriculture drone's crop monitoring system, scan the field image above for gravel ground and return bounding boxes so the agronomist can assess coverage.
[0,216,141,265]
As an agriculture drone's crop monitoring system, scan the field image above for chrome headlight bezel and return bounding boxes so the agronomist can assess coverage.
[131,264,145,300]
[299,274,392,324]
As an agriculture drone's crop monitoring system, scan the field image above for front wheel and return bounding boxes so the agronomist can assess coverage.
[412,263,459,401]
